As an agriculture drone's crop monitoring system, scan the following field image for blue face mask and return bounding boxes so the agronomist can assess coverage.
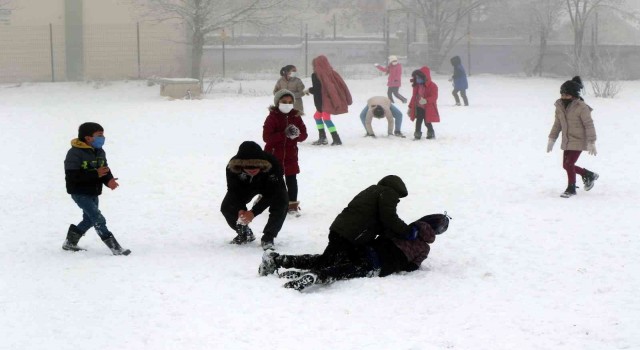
[416,77,425,85]
[91,136,105,148]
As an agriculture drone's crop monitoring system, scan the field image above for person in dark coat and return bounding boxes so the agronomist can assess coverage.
[263,89,308,216]
[449,56,469,106]
[258,175,450,291]
[63,122,130,255]
[221,141,288,250]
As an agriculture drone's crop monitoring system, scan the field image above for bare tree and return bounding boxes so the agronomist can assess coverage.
[529,0,564,76]
[136,0,286,79]
[395,0,489,70]
[564,0,628,73]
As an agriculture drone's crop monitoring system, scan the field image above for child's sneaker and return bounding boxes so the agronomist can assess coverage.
[278,270,303,280]
[283,272,317,292]
[258,251,279,276]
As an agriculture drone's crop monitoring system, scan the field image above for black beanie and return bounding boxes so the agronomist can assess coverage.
[78,122,104,140]
[560,76,583,98]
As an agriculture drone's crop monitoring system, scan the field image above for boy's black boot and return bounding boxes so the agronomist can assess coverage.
[560,184,577,198]
[102,235,131,255]
[62,224,85,251]
[581,169,599,191]
[413,131,422,140]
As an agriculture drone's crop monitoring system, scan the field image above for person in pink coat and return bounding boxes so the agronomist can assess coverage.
[408,66,440,140]
[374,55,407,104]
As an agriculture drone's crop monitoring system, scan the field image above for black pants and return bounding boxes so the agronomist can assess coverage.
[285,174,298,202]
[220,190,287,239]
[387,87,407,104]
[413,108,434,136]
[452,88,468,106]
[277,231,376,283]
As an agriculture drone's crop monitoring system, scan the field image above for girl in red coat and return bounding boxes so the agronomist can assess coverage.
[408,66,440,140]
[263,89,308,216]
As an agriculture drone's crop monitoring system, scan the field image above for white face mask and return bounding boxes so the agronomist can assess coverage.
[279,104,294,114]
[391,61,398,65]
[289,71,298,78]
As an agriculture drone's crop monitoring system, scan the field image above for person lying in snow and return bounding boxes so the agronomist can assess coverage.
[258,175,450,291]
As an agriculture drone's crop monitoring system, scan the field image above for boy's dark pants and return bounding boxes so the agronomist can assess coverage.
[452,88,468,105]
[71,194,112,239]
[220,190,288,239]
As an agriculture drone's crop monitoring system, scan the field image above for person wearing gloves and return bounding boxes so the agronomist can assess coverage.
[303,55,352,146]
[273,65,306,114]
[258,176,450,292]
[374,55,407,104]
[359,96,405,138]
[221,141,288,250]
[408,66,440,140]
[263,89,308,217]
[63,122,130,256]
[547,76,599,198]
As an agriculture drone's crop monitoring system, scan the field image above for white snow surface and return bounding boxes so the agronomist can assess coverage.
[1,76,639,350]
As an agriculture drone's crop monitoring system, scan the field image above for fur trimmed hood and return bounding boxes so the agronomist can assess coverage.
[227,141,272,174]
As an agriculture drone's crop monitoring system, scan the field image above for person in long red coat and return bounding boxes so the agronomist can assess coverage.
[408,66,440,140]
[263,89,308,216]
[304,55,352,146]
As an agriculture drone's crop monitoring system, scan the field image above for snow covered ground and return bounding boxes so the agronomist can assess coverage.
[1,74,639,350]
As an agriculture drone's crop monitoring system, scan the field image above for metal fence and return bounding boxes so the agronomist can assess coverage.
[0,23,188,83]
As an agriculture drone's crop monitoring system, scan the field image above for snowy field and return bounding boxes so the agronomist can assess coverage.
[1,74,639,350]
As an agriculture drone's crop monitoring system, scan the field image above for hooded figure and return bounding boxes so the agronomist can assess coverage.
[263,89,309,216]
[221,141,288,249]
[306,55,353,146]
[450,56,469,106]
[310,55,352,115]
[409,66,440,139]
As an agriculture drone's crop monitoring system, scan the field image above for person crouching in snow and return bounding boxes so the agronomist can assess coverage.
[63,122,130,255]
[263,89,308,217]
[547,76,599,198]
[408,66,440,140]
[221,141,288,250]
[359,96,405,138]
[304,55,352,146]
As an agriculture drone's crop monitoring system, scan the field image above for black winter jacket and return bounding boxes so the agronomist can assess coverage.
[64,139,114,196]
[225,144,287,216]
[329,175,412,245]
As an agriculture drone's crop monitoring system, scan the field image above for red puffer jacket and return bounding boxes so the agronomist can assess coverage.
[408,66,440,123]
[262,107,308,176]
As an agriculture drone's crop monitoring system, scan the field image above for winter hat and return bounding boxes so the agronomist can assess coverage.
[560,76,583,98]
[227,141,272,174]
[274,89,295,106]
[388,55,398,63]
[417,213,451,235]
[78,122,103,141]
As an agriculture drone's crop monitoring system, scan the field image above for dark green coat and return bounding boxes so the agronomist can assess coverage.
[329,175,412,245]
[64,139,114,196]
